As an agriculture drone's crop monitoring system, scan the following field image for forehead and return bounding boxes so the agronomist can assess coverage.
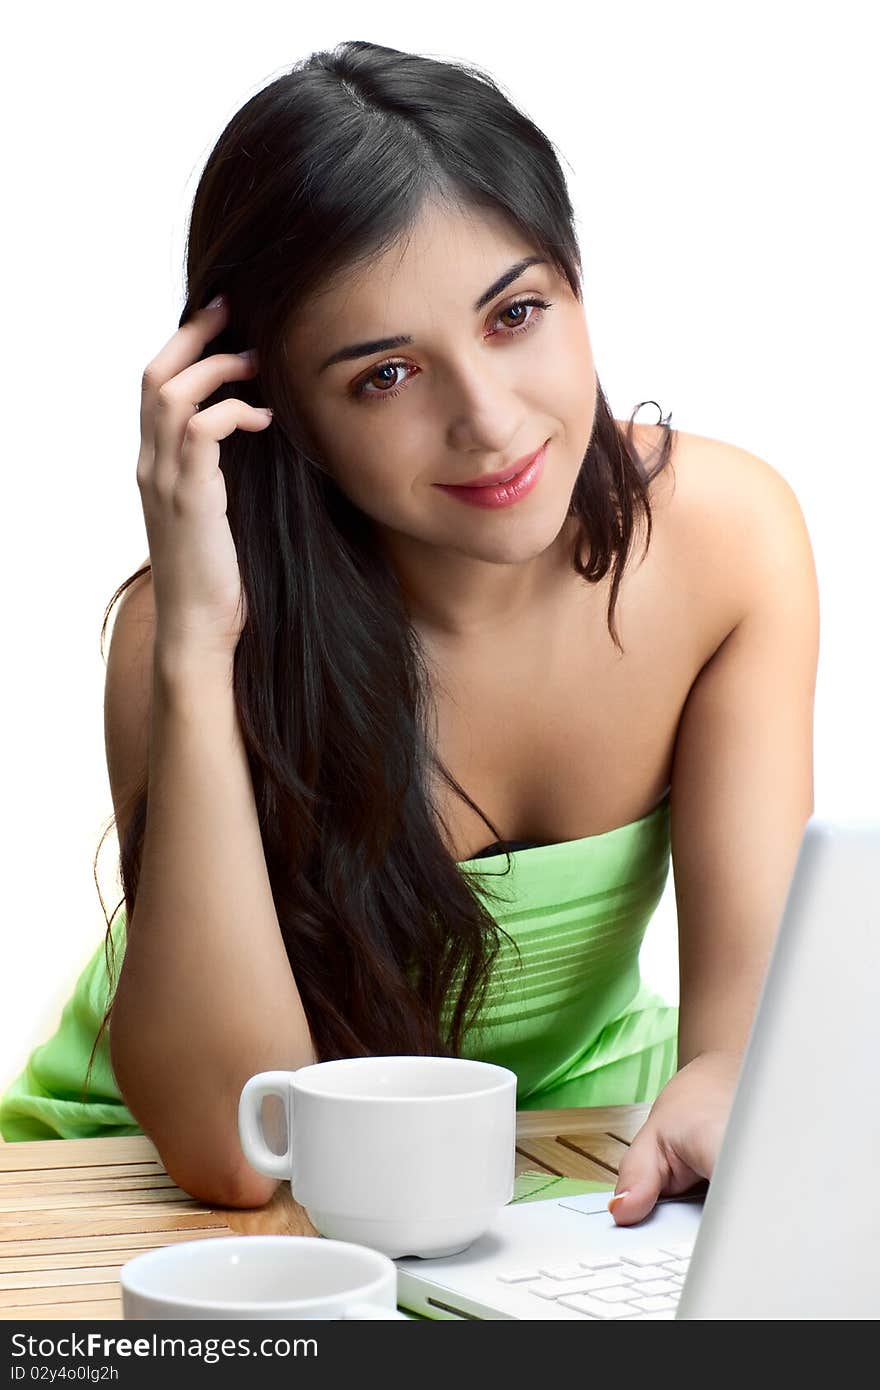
[290,200,543,342]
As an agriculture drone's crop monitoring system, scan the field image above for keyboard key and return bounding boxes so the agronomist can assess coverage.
[659,1243,695,1259]
[530,1269,634,1298]
[578,1254,626,1271]
[497,1269,541,1283]
[558,1292,642,1318]
[619,1248,669,1267]
[538,1261,597,1279]
[575,1272,637,1294]
[636,1309,677,1319]
[526,1278,585,1299]
[555,1298,602,1319]
[633,1295,679,1312]
[591,1285,640,1303]
[665,1259,692,1276]
[621,1264,677,1284]
[633,1278,679,1297]
[527,1276,620,1300]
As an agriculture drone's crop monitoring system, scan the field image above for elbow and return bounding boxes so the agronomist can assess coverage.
[109,1057,281,1210]
[217,1164,283,1211]
[165,1154,282,1210]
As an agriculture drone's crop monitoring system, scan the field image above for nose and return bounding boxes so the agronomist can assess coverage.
[441,352,527,456]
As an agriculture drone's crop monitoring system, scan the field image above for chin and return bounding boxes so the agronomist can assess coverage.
[452,512,570,564]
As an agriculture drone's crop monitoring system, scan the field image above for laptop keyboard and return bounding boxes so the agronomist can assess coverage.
[496,1240,694,1318]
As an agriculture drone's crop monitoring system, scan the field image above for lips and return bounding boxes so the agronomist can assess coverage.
[442,442,548,488]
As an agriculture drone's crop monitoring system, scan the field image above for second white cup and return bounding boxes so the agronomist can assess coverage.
[238,1056,517,1259]
[121,1235,408,1319]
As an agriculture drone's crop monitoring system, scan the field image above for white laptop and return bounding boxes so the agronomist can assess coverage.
[395,814,880,1319]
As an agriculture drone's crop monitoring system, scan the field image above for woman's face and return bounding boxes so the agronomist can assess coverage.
[283,199,597,632]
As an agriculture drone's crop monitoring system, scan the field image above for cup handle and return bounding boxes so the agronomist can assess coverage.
[340,1302,410,1320]
[238,1071,295,1181]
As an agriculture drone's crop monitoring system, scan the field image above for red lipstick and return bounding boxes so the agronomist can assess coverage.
[434,440,549,510]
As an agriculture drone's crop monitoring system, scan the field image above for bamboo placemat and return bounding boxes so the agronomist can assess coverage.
[0,1137,235,1320]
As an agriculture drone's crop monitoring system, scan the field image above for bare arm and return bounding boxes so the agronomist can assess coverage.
[670,447,820,1068]
[106,576,317,1208]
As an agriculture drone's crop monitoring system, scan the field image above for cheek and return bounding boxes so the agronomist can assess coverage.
[532,315,594,414]
[322,442,416,521]
[557,325,596,436]
[296,405,375,490]
[327,414,428,498]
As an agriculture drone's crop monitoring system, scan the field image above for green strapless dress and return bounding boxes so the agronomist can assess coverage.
[0,794,677,1141]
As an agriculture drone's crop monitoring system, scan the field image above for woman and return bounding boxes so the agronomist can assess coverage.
[0,40,818,1225]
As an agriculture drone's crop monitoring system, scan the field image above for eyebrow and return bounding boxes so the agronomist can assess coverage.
[317,256,549,373]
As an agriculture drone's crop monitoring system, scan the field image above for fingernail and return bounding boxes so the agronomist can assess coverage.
[607,1190,630,1208]
[207,293,226,310]
[238,348,257,362]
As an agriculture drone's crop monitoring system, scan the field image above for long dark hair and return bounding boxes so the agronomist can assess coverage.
[84,39,675,1100]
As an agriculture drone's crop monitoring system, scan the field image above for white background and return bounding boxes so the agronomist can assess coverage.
[2,0,877,1090]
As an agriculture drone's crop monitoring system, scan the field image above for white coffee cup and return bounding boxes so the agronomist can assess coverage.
[121,1235,409,1319]
[238,1056,517,1258]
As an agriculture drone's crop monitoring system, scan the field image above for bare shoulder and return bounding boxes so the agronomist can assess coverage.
[104,558,156,851]
[114,556,155,627]
[629,420,798,514]
[627,421,813,649]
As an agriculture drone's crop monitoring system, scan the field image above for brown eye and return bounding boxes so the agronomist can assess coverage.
[493,297,554,334]
[352,360,411,402]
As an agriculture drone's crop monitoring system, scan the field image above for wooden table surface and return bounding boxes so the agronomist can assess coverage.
[0,1104,650,1320]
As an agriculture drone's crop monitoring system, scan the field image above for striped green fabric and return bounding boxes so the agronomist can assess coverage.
[451,791,678,1109]
[0,794,677,1141]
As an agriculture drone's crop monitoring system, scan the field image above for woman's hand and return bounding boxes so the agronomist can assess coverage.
[137,294,274,668]
[607,1049,743,1225]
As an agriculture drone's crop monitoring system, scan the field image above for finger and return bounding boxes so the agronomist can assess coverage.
[608,1129,666,1226]
[140,296,252,452]
[177,399,274,483]
[141,397,272,501]
[150,352,260,487]
[140,296,229,444]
